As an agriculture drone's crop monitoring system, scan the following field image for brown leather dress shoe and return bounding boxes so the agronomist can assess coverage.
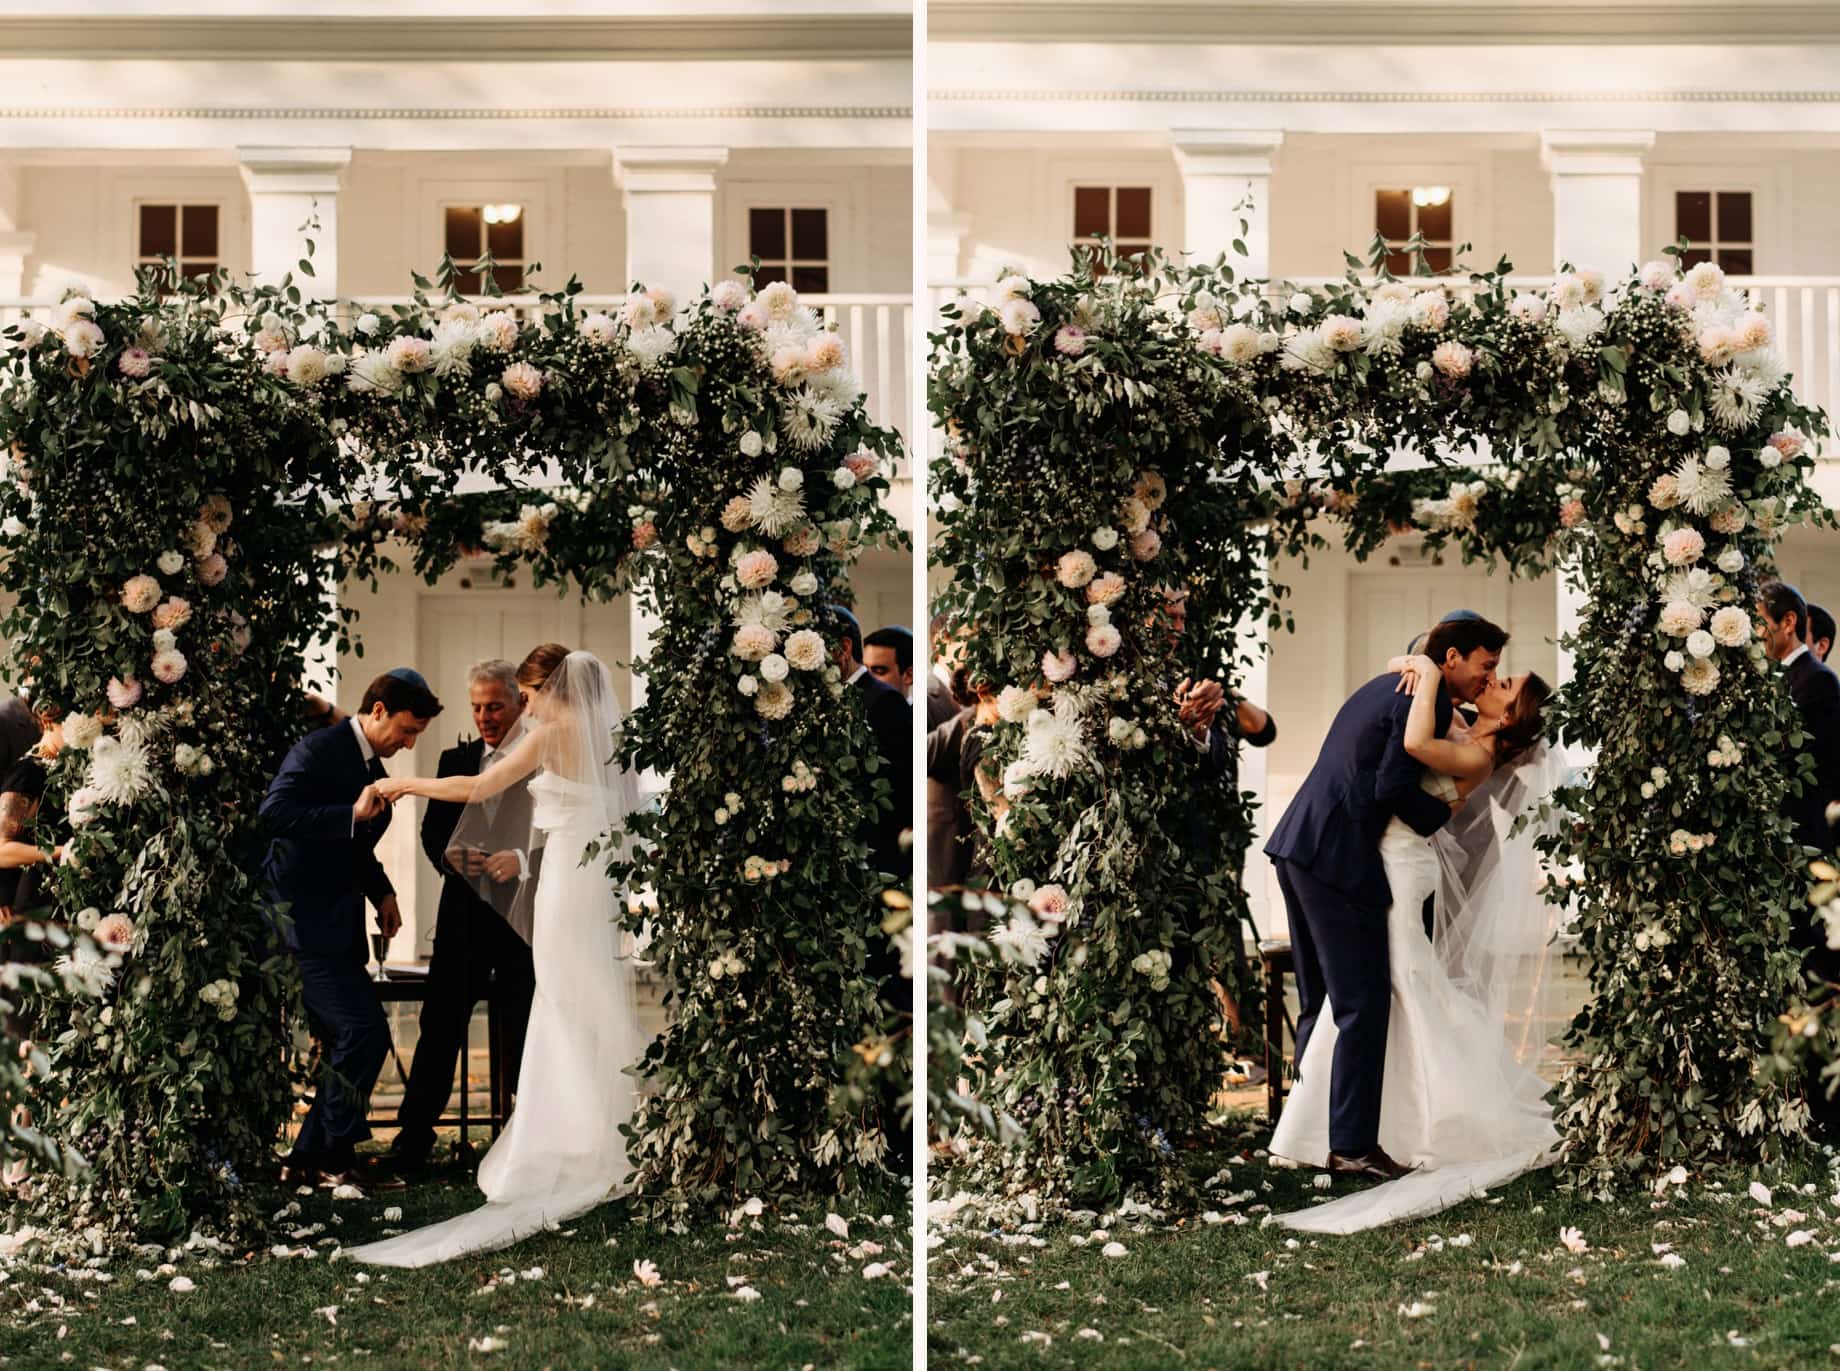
[277,1161,322,1188]
[1326,1147,1415,1181]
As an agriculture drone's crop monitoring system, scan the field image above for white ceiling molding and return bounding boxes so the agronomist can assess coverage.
[0,15,913,62]
[931,90,1840,106]
[928,1,1840,46]
[0,105,911,121]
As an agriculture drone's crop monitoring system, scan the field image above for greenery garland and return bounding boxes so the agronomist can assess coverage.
[0,261,905,1245]
[928,240,1831,1205]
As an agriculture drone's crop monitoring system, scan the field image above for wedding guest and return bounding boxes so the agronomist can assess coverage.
[926,616,971,890]
[1810,603,1834,664]
[927,683,1002,894]
[832,606,912,880]
[0,692,40,781]
[0,710,64,926]
[864,625,915,701]
[264,668,441,1188]
[385,659,538,1173]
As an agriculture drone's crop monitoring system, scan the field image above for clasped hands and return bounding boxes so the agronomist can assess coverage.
[443,844,522,884]
[1175,677,1226,735]
[1390,653,1439,694]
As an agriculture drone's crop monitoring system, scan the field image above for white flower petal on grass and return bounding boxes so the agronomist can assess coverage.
[382,1206,402,1222]
[824,1213,849,1239]
[168,1276,195,1293]
[1786,1230,1816,1248]
[1100,1241,1127,1258]
[1560,1226,1589,1254]
[731,1284,762,1302]
[862,1262,892,1280]
[468,1336,507,1353]
[1749,1180,1773,1207]
[330,1184,364,1201]
[633,1258,662,1287]
[1659,1252,1687,1269]
[1398,1301,1433,1319]
[315,1305,339,1327]
[1247,1270,1270,1291]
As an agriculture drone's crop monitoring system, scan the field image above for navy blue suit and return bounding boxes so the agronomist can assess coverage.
[1264,674,1454,1154]
[261,721,396,1167]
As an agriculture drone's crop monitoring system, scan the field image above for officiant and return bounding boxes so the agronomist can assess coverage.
[385,659,539,1172]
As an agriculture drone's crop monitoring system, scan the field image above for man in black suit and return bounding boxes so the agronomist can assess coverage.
[1809,602,1834,664]
[385,659,539,1171]
[864,625,915,701]
[1759,582,1840,1135]
[262,668,441,1186]
[833,605,912,880]
[925,614,970,889]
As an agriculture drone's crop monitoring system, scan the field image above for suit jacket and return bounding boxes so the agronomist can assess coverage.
[261,721,395,958]
[421,734,542,940]
[926,674,969,887]
[0,697,39,781]
[1264,673,1453,907]
[1785,650,1840,857]
[854,670,913,878]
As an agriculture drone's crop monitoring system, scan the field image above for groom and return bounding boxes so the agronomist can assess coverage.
[263,668,443,1186]
[1263,615,1506,1179]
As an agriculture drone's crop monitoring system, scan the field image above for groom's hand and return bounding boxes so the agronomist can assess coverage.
[353,784,387,823]
[375,894,402,941]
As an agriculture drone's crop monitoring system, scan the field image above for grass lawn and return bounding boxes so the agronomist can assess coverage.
[928,1119,1840,1370]
[0,1158,911,1371]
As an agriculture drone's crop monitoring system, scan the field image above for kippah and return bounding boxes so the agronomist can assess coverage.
[385,667,430,690]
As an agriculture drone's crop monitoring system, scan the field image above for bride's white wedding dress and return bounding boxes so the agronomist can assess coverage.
[1270,748,1567,1234]
[348,656,645,1268]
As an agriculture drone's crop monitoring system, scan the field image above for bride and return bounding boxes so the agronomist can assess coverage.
[1270,651,1568,1234]
[348,646,646,1267]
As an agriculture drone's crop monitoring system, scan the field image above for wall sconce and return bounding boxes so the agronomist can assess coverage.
[1410,186,1451,209]
[482,203,524,225]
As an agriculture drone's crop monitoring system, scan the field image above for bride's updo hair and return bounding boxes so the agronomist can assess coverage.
[1495,672,1551,767]
[517,643,571,693]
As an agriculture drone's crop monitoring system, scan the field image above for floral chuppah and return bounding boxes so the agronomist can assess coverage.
[0,264,905,1247]
[929,244,1830,1208]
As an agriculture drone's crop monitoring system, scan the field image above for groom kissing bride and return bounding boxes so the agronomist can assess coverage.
[1265,614,1565,1233]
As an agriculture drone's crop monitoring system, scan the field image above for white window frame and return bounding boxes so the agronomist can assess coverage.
[413,176,554,296]
[133,202,224,282]
[1648,162,1783,277]
[1350,160,1485,276]
[1048,156,1178,274]
[721,173,865,293]
[102,170,249,289]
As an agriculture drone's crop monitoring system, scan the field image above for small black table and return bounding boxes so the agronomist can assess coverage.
[366,974,512,1144]
[1258,937,1296,1126]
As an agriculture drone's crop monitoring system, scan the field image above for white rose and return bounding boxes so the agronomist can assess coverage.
[1686,630,1716,659]
[157,550,184,575]
[1667,409,1692,436]
[741,431,764,458]
[760,654,790,683]
[778,466,804,491]
[1759,446,1782,469]
[1705,445,1730,470]
[1092,527,1119,551]
[1665,650,1685,671]
[1716,548,1744,574]
[1288,293,1313,316]
[832,468,857,490]
[355,313,380,336]
[737,675,759,696]
[1086,603,1111,627]
[790,571,819,597]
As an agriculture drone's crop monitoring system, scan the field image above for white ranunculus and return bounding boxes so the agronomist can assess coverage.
[1665,650,1685,672]
[1288,292,1313,316]
[737,674,759,697]
[1704,445,1730,470]
[760,653,790,683]
[1092,527,1119,551]
[740,431,764,458]
[1667,409,1692,436]
[778,466,804,492]
[1716,548,1744,574]
[790,570,819,597]
[1686,629,1716,659]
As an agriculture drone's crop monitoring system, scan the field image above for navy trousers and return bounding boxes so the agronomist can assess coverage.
[289,949,392,1165]
[1272,857,1391,1156]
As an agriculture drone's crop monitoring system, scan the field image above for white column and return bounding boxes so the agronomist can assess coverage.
[1236,572,1276,941]
[612,146,728,303]
[1171,130,1284,279]
[1539,131,1654,280]
[927,211,971,292]
[1541,131,1651,694]
[0,164,32,298]
[236,146,350,298]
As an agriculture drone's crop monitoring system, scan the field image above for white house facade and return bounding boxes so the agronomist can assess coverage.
[929,0,1840,934]
[0,1,916,960]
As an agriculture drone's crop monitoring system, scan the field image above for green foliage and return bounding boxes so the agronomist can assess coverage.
[928,242,1833,1206]
[0,265,905,1245]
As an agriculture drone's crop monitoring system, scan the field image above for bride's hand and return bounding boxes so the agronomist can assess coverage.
[374,777,415,802]
[1394,653,1438,693]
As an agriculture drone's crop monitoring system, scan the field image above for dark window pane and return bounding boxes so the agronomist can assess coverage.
[1718,247,1754,275]
[445,206,482,261]
[1114,187,1152,240]
[791,265,830,293]
[1423,246,1453,274]
[183,204,218,258]
[180,260,217,280]
[1678,245,1712,270]
[486,215,523,261]
[1376,188,1411,242]
[1117,243,1151,270]
[1417,195,1452,242]
[790,208,828,261]
[749,207,786,261]
[1676,191,1711,243]
[1385,248,1412,275]
[753,264,788,287]
[1073,186,1110,240]
[491,264,524,293]
[139,204,176,259]
[1717,191,1752,244]
[453,268,482,294]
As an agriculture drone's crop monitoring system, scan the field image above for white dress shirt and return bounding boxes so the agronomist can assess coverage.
[1785,643,1810,670]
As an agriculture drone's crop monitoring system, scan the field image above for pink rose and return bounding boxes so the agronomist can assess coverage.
[1086,572,1127,606]
[197,553,228,587]
[1663,527,1706,567]
[631,521,658,551]
[93,913,135,953]
[720,496,754,533]
[1129,529,1162,562]
[151,649,187,684]
[804,335,845,373]
[1056,550,1097,589]
[1559,498,1586,529]
[1028,884,1070,921]
[736,549,779,590]
[844,452,877,482]
[710,280,748,312]
[1769,431,1806,460]
[1086,623,1122,658]
[151,596,193,631]
[736,301,768,332]
[1041,649,1077,684]
[107,676,142,710]
[1430,340,1473,380]
[782,526,822,557]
